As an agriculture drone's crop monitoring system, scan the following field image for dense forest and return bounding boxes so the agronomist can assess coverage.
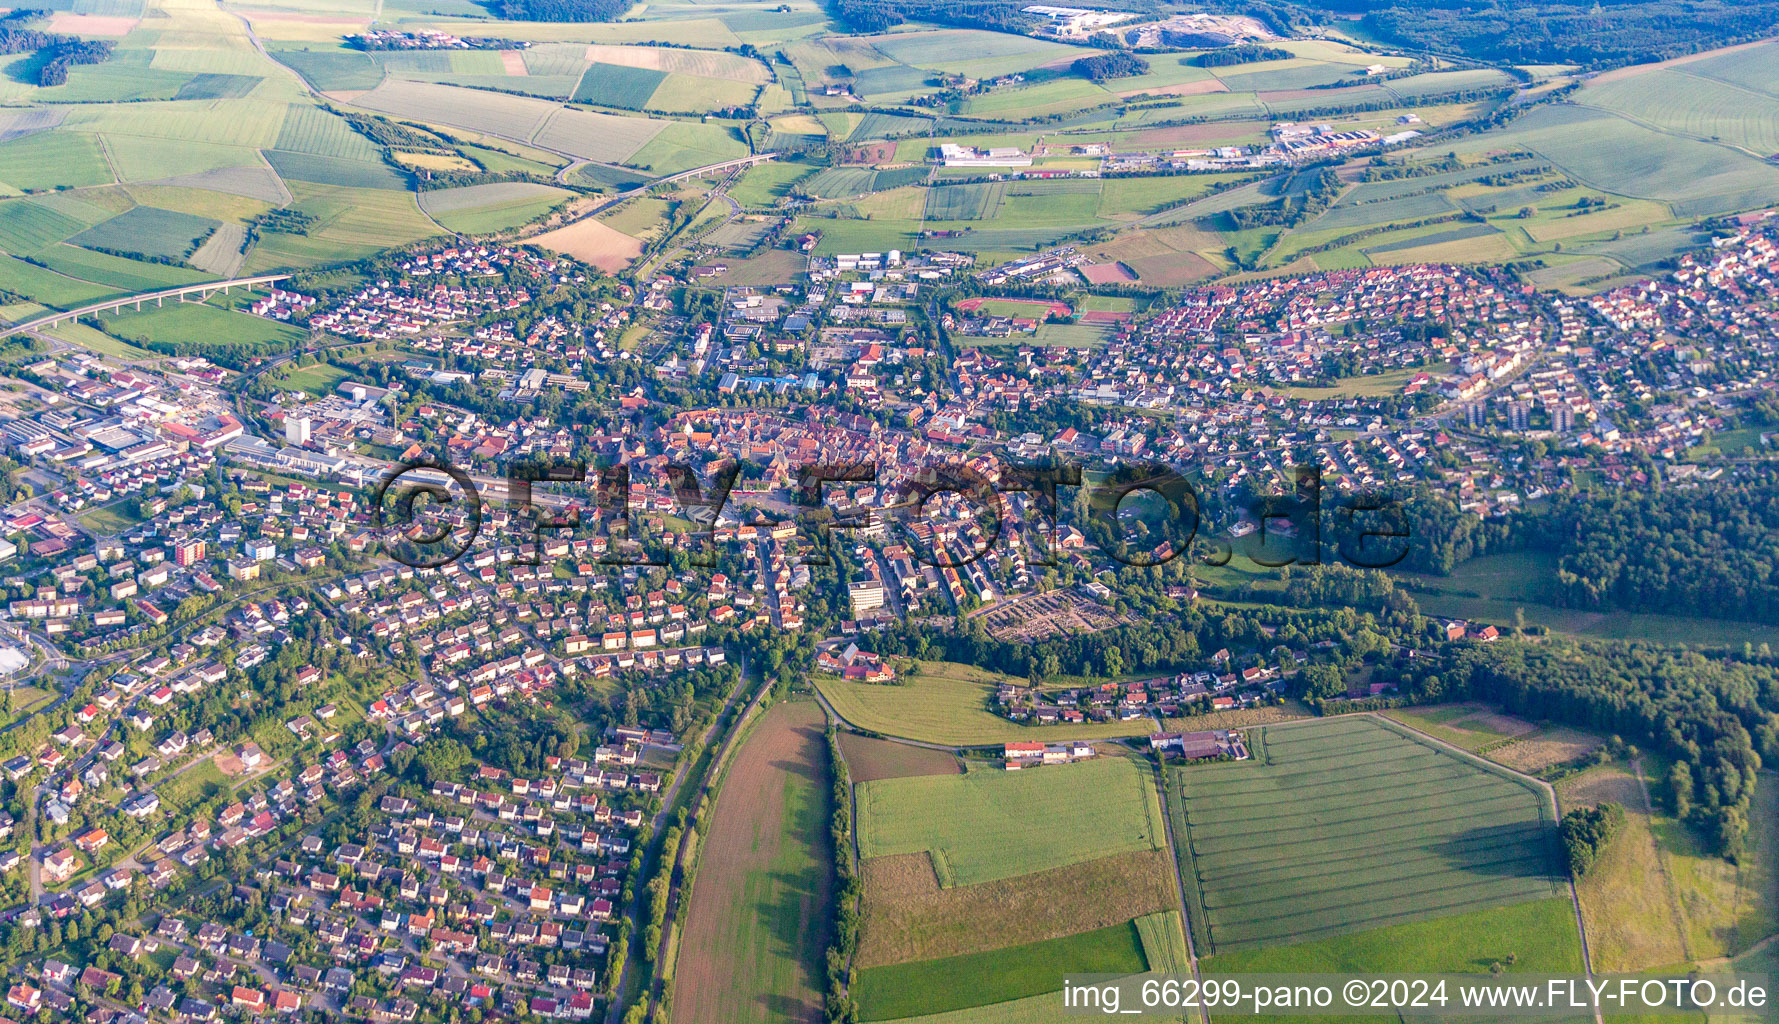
[0,26,113,85]
[822,0,1035,34]
[1532,482,1779,624]
[1263,0,1779,64]
[1377,475,1779,624]
[490,0,629,21]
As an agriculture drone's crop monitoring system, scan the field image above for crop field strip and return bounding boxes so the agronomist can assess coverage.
[1172,716,1563,952]
[853,920,1151,1022]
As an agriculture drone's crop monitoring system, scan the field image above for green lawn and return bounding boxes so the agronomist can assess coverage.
[79,502,145,535]
[857,754,1165,887]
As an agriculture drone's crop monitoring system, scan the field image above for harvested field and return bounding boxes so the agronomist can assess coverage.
[954,296,1069,318]
[1119,78,1231,99]
[1126,250,1218,285]
[972,587,1129,642]
[1385,703,1540,751]
[45,13,138,34]
[1159,700,1315,733]
[836,733,959,783]
[582,44,770,82]
[842,141,896,164]
[190,223,247,277]
[533,107,666,164]
[0,108,65,144]
[527,217,642,271]
[355,80,558,143]
[674,701,832,1024]
[1488,727,1605,773]
[857,848,1178,967]
[419,182,568,214]
[499,50,528,75]
[1078,261,1137,284]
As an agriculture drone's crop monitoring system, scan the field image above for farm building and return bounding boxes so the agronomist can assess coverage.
[1150,730,1247,761]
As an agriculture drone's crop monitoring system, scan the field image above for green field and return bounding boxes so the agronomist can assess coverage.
[95,299,306,352]
[730,160,818,208]
[924,182,1005,221]
[0,198,100,252]
[70,206,221,261]
[814,662,1155,745]
[280,361,351,398]
[857,755,1165,887]
[30,245,212,293]
[1448,102,1779,214]
[1396,551,1779,647]
[853,922,1148,1021]
[573,62,668,109]
[0,131,113,191]
[418,182,570,235]
[1171,716,1565,954]
[79,501,146,535]
[1202,896,1586,973]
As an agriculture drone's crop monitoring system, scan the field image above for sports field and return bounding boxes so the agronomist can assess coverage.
[1170,716,1565,954]
[857,754,1165,887]
[674,701,833,1024]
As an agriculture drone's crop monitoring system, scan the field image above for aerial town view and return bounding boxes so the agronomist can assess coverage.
[0,0,1775,1020]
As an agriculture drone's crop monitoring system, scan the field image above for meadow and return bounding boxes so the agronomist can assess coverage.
[94,299,306,352]
[279,361,352,398]
[813,661,1156,745]
[1170,716,1565,954]
[856,754,1165,887]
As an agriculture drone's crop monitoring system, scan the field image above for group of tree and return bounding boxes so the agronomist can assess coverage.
[491,0,630,21]
[1192,43,1291,66]
[1072,51,1150,81]
[824,726,860,1024]
[1226,167,1344,230]
[1559,802,1625,876]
